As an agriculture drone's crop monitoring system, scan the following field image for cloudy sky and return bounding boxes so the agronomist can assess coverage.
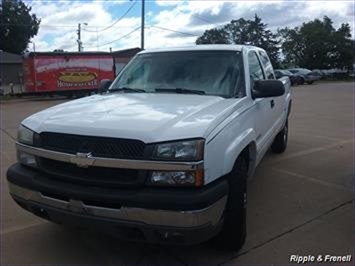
[26,0,354,52]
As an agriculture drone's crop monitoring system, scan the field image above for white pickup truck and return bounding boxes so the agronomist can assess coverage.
[7,45,291,250]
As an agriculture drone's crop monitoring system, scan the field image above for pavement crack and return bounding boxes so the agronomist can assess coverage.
[0,127,16,142]
[219,199,354,265]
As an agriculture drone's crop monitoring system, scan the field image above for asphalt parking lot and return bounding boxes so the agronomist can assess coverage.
[1,82,354,265]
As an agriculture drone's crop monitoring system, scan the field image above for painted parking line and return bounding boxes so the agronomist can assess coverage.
[1,221,47,236]
[291,132,344,142]
[272,168,354,192]
[272,139,353,163]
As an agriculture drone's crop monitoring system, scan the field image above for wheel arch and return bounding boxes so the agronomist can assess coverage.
[287,100,292,117]
[237,141,257,180]
[223,136,257,181]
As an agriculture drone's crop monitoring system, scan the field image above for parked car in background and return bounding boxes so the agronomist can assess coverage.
[311,69,326,79]
[288,68,320,84]
[274,69,301,86]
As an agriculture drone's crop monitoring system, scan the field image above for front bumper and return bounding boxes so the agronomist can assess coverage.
[7,163,228,244]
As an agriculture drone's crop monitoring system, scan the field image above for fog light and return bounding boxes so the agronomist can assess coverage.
[150,171,195,186]
[17,151,37,168]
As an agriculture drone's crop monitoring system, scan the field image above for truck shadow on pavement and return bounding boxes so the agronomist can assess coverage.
[69,226,235,265]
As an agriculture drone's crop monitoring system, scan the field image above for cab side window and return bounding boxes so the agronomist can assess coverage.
[248,51,265,90]
[258,50,275,79]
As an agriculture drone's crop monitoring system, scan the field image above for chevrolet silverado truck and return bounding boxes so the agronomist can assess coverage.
[7,45,291,250]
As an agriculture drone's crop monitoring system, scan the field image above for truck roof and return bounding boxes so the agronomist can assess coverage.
[138,44,260,54]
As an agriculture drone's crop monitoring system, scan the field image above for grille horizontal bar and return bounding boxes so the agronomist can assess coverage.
[39,158,143,188]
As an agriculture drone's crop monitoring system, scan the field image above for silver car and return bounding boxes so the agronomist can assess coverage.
[288,68,320,84]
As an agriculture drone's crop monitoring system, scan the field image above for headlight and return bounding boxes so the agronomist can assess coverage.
[150,170,204,187]
[153,139,204,161]
[18,124,34,145]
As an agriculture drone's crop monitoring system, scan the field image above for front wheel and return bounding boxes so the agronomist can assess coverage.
[213,156,247,251]
[271,120,288,153]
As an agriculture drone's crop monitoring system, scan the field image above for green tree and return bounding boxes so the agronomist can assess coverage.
[196,15,280,68]
[331,23,354,70]
[279,16,354,69]
[196,28,229,44]
[0,0,40,54]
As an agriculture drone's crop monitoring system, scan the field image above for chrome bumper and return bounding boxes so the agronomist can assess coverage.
[9,183,227,228]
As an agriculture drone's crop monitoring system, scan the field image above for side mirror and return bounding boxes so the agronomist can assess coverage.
[98,79,113,94]
[252,80,285,99]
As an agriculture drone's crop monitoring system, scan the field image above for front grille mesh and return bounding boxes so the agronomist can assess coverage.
[36,132,146,159]
[39,158,143,188]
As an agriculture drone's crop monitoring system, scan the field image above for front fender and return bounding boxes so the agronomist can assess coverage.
[222,128,257,176]
[204,105,257,184]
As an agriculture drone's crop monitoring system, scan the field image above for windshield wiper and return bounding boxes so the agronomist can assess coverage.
[109,87,146,93]
[155,87,205,95]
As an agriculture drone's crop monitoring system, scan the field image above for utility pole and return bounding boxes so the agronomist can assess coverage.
[77,23,82,52]
[32,42,37,92]
[141,0,145,50]
[77,23,88,52]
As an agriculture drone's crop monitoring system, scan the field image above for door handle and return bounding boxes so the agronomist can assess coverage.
[270,99,275,108]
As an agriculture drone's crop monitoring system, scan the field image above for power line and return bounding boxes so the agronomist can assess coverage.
[82,0,138,33]
[84,24,196,50]
[85,26,141,48]
[191,14,217,25]
[148,25,199,37]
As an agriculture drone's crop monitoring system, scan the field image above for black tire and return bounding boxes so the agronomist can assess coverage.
[271,120,288,153]
[214,156,247,251]
[299,77,305,85]
[307,81,314,85]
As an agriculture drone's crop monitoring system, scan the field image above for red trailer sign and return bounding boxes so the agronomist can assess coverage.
[23,52,115,94]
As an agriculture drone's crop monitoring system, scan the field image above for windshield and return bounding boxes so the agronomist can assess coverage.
[110,51,245,98]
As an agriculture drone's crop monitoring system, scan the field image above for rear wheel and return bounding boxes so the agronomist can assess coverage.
[271,120,288,153]
[214,156,247,251]
[307,81,314,85]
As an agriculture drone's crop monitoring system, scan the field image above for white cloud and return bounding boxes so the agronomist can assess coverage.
[30,0,141,51]
[28,0,354,52]
[155,0,181,7]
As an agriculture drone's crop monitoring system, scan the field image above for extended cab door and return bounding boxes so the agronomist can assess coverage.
[248,50,275,153]
[258,50,285,133]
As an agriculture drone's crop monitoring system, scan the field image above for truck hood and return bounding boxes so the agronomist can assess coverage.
[23,93,244,143]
